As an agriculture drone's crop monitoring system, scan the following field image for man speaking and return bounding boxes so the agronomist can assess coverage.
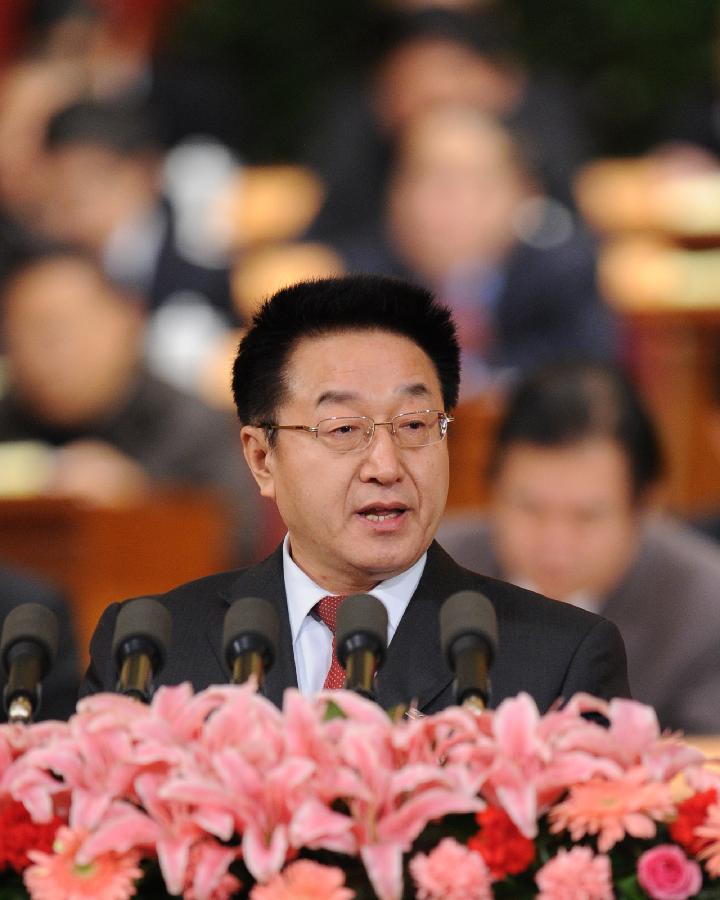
[81,275,629,712]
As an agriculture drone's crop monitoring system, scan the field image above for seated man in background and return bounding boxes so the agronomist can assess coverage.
[40,98,239,394]
[0,564,80,721]
[0,246,262,565]
[336,104,617,398]
[438,363,720,734]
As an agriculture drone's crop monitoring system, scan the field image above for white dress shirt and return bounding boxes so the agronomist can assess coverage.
[282,534,426,694]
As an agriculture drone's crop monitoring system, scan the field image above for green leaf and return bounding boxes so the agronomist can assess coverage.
[322,700,347,721]
[614,872,646,900]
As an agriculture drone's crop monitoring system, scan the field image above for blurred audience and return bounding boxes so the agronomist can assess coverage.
[0,246,262,564]
[304,6,592,240]
[338,104,617,397]
[39,97,239,392]
[11,0,248,152]
[200,241,345,411]
[0,564,80,721]
[438,363,720,734]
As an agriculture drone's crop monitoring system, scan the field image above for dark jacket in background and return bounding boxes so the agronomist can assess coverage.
[0,369,263,565]
[438,515,720,734]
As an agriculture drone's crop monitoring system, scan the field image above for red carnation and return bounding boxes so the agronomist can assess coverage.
[669,789,718,857]
[467,805,536,879]
[0,798,62,873]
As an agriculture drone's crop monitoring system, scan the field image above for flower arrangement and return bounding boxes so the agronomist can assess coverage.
[0,683,719,899]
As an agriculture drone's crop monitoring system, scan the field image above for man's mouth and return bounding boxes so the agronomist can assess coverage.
[358,506,407,522]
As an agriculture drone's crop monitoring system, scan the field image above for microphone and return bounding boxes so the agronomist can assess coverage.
[112,598,171,703]
[440,590,498,711]
[1,603,59,724]
[223,597,278,688]
[336,594,388,700]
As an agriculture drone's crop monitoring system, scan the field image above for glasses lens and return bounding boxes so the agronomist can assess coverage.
[317,417,372,451]
[393,411,443,447]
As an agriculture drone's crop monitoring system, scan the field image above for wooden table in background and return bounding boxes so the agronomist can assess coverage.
[0,492,234,665]
[446,395,501,512]
[625,308,720,517]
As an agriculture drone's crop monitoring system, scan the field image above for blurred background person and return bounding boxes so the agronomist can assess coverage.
[39,97,240,394]
[304,5,591,242]
[0,246,262,565]
[336,104,617,397]
[438,363,720,734]
[0,564,80,721]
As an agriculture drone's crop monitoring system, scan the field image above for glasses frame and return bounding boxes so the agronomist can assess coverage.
[261,409,454,452]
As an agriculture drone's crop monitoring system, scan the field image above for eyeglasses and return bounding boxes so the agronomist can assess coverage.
[262,409,454,453]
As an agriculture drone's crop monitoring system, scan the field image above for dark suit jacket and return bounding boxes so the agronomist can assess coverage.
[81,541,630,714]
[335,227,618,379]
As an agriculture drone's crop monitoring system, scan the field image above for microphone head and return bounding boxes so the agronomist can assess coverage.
[336,593,388,669]
[0,603,59,675]
[222,597,278,671]
[440,590,498,669]
[112,597,172,672]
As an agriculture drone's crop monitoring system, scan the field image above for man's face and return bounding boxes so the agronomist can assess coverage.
[389,109,526,282]
[3,257,142,426]
[242,329,450,593]
[490,438,642,602]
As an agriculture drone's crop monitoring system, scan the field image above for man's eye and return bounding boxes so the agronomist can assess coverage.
[400,419,427,431]
[325,423,360,439]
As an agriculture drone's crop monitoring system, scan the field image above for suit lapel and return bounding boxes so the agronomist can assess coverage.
[375,542,459,712]
[212,541,480,714]
[216,545,298,707]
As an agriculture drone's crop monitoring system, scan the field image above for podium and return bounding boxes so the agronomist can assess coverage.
[0,492,234,664]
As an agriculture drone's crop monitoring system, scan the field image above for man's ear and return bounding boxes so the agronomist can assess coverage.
[241,426,276,500]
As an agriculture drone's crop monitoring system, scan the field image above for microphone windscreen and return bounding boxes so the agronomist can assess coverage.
[112,598,172,670]
[440,590,498,667]
[222,597,279,668]
[336,593,388,667]
[0,603,59,674]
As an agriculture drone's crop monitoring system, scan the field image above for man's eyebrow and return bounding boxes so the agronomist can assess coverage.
[316,390,360,408]
[315,383,432,408]
[401,382,432,399]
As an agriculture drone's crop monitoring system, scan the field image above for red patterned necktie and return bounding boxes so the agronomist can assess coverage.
[315,594,346,690]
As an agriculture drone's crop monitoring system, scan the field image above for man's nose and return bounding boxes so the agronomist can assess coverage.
[358,422,404,483]
[537,517,577,563]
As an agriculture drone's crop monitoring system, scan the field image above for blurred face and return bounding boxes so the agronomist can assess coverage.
[242,330,450,593]
[3,257,142,426]
[42,145,158,251]
[490,439,642,601]
[389,109,528,282]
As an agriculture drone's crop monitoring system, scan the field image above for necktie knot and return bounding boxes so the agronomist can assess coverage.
[315,595,347,690]
[316,594,345,635]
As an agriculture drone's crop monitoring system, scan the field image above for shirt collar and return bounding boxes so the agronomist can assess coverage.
[282,533,426,643]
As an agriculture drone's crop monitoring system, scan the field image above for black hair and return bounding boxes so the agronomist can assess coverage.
[231,274,460,430]
[372,6,519,66]
[0,241,135,310]
[488,363,664,500]
[45,98,161,156]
